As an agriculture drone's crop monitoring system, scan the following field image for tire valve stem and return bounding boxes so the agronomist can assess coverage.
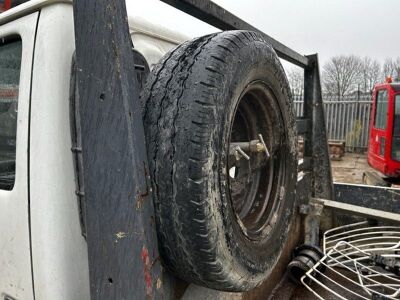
[234,146,250,161]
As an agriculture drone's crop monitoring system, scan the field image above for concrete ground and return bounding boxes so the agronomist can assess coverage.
[331,152,374,184]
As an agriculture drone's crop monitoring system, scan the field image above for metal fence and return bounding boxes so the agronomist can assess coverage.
[293,94,372,151]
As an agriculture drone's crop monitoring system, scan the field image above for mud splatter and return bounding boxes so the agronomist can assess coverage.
[115,232,127,239]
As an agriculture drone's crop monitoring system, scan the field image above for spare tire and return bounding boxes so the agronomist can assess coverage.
[142,30,298,292]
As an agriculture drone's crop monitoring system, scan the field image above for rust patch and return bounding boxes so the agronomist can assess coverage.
[136,194,145,210]
[141,185,149,197]
[136,184,150,210]
[141,246,153,299]
[143,161,149,177]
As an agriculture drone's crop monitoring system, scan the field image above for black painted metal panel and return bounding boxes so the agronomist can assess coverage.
[334,183,400,215]
[296,118,310,135]
[72,1,167,299]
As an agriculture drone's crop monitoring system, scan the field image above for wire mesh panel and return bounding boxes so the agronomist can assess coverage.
[302,222,400,299]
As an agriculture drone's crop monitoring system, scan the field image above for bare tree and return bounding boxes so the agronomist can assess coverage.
[358,57,381,94]
[383,57,400,81]
[286,67,304,97]
[322,55,362,98]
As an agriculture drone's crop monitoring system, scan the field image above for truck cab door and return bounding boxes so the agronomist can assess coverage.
[0,12,38,300]
[369,88,389,172]
[392,95,400,162]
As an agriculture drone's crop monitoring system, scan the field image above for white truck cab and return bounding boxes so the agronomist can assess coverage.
[0,1,186,299]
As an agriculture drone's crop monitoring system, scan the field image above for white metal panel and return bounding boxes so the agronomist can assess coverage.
[0,12,38,300]
[131,31,178,68]
[29,4,90,300]
[129,15,189,68]
[0,0,70,26]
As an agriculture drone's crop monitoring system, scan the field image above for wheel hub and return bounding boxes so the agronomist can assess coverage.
[227,81,286,241]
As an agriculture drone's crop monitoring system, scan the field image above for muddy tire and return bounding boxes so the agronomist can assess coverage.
[142,31,298,292]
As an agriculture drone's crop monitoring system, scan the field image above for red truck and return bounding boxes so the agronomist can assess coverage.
[366,78,400,185]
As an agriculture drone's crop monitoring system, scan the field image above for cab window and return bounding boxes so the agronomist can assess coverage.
[0,37,22,190]
[392,95,400,161]
[374,89,388,130]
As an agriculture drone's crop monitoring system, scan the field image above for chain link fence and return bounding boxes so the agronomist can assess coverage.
[293,94,372,151]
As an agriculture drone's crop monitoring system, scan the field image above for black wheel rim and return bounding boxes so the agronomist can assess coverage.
[227,81,286,241]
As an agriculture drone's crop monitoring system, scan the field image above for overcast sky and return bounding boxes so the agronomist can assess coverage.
[126,0,400,70]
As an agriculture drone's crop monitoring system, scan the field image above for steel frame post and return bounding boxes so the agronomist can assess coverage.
[303,54,334,200]
[72,0,166,299]
[303,54,334,232]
